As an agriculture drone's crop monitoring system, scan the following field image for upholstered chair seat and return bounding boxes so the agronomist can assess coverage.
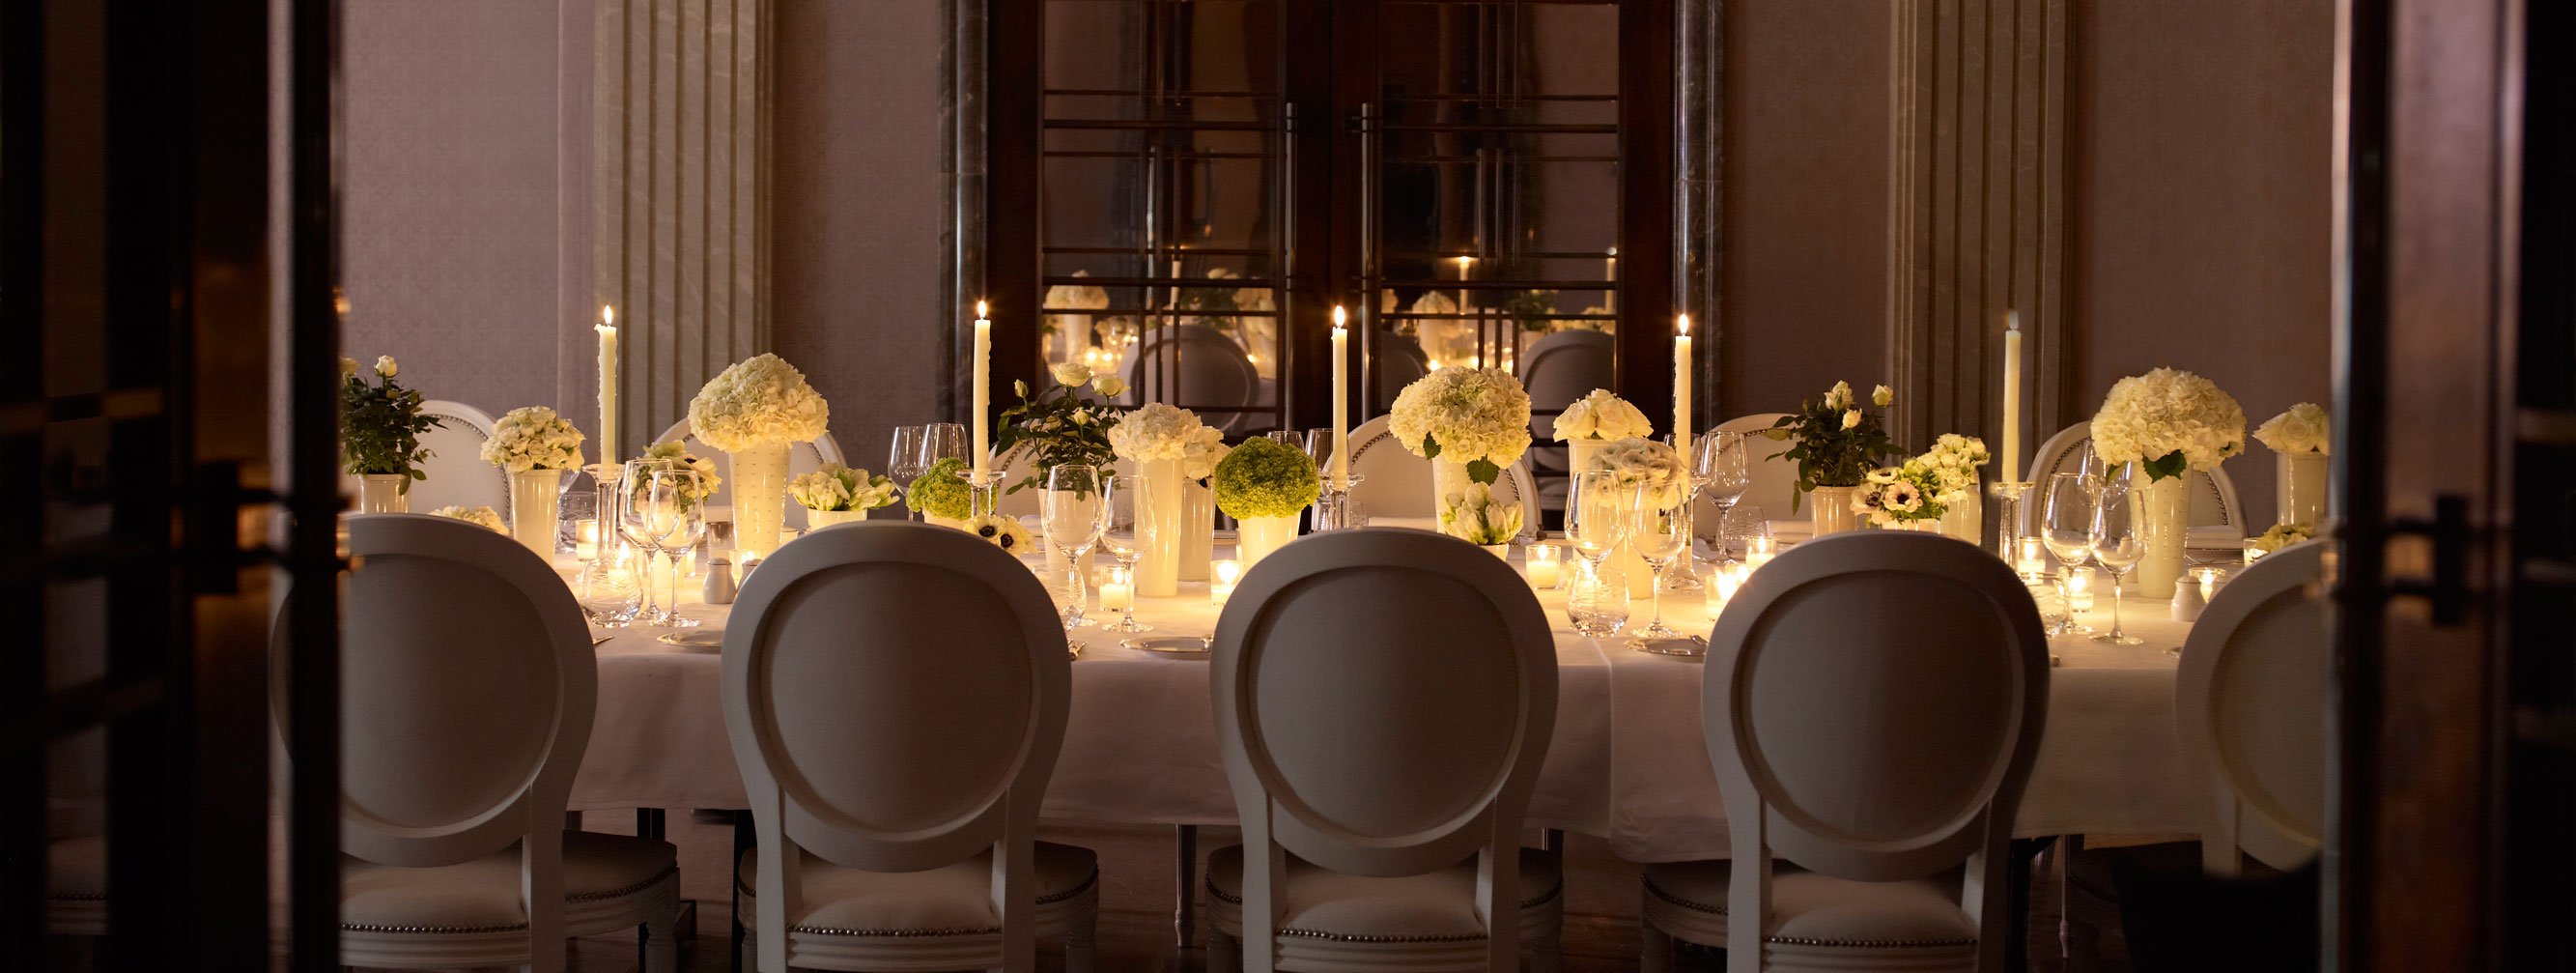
[1203,845,1563,954]
[339,830,676,932]
[46,836,106,936]
[734,843,1098,940]
[1641,862,1979,969]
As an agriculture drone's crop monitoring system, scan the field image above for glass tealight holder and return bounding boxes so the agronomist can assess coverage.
[1705,560,1747,615]
[1210,558,1242,607]
[2193,566,2227,602]
[1524,543,1566,590]
[1744,535,1778,571]
[2066,566,2097,615]
[2243,539,2267,565]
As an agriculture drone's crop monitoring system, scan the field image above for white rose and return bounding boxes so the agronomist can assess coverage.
[374,356,398,378]
[1873,385,1894,407]
[1092,376,1127,398]
[339,358,358,380]
[1842,409,1862,430]
[1052,361,1093,386]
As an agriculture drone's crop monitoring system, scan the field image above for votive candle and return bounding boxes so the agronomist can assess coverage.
[1525,543,1564,589]
[1707,561,1744,613]
[1099,569,1135,612]
[1210,558,1243,606]
[1745,536,1777,570]
[2067,567,2096,614]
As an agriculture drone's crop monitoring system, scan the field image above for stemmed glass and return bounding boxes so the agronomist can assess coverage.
[2087,478,2147,645]
[621,460,708,628]
[1041,465,1112,630]
[1627,489,1693,644]
[1566,471,1637,636]
[1693,431,1752,558]
[1094,474,1152,633]
[918,423,968,472]
[889,426,928,517]
[2041,472,2097,637]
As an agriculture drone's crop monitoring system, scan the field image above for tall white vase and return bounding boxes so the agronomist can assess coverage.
[728,443,791,557]
[2135,474,2190,599]
[356,473,410,514]
[1565,439,1609,478]
[2278,451,2327,527]
[1181,480,1214,581]
[1938,484,1983,544]
[1430,456,1476,516]
[1236,515,1299,570]
[509,469,565,557]
[1135,458,1184,597]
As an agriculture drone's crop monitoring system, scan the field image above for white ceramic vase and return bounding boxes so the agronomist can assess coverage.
[1809,485,1861,536]
[1181,480,1214,582]
[356,473,410,513]
[925,513,969,530]
[2278,451,2326,527]
[805,507,864,530]
[2135,473,2190,599]
[509,469,564,557]
[1235,515,1299,571]
[1430,456,1476,518]
[728,443,791,557]
[1135,457,1184,597]
[1938,485,1983,544]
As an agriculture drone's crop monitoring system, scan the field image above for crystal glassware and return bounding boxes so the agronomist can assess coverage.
[1627,491,1696,647]
[621,460,707,629]
[2087,478,2148,645]
[2042,472,2097,637]
[1566,471,1637,637]
[1093,474,1151,633]
[919,422,968,472]
[1041,464,1111,631]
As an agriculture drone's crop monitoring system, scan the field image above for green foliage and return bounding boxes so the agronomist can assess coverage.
[1466,457,1502,485]
[906,456,974,520]
[991,377,1126,495]
[2139,450,2190,483]
[1768,395,1898,511]
[1213,438,1320,520]
[340,365,443,488]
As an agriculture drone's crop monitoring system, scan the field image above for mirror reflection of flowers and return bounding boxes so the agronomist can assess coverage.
[789,462,899,512]
[633,440,722,507]
[2250,521,2316,555]
[1390,367,1533,485]
[1766,381,1900,510]
[966,512,1031,554]
[1040,270,1109,339]
[426,504,505,532]
[1439,483,1524,545]
[905,456,975,521]
[1586,436,1689,509]
[994,361,1131,495]
[340,355,444,491]
[480,406,586,473]
[1212,437,1320,522]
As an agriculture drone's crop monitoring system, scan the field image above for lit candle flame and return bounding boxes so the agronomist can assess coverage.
[601,304,614,327]
[976,300,989,320]
[1331,304,1346,329]
[1678,313,1690,336]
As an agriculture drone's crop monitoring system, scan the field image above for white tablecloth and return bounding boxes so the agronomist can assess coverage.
[570,553,2197,863]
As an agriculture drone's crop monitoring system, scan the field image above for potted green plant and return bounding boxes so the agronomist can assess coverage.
[340,355,443,513]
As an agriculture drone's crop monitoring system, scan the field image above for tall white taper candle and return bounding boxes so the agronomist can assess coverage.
[972,300,992,478]
[595,305,618,467]
[2001,311,2023,483]
[1674,314,1693,444]
[1330,305,1349,488]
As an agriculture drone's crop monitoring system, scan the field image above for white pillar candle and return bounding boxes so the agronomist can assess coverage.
[1455,256,1473,315]
[1673,314,1693,443]
[595,305,618,467]
[1603,247,1617,313]
[1330,306,1350,489]
[2001,310,2023,483]
[972,300,992,478]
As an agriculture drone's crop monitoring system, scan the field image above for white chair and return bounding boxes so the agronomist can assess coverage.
[1344,415,1540,539]
[1122,324,1263,435]
[1711,413,1798,532]
[721,522,1098,973]
[1642,531,2049,973]
[655,419,845,533]
[1204,529,1564,973]
[303,514,681,973]
[2175,540,2328,875]
[2026,421,2244,550]
[350,399,508,517]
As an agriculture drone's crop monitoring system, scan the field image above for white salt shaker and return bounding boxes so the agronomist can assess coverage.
[702,558,737,605]
[2170,577,2206,622]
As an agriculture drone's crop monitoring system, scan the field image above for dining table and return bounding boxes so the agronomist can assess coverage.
[567,530,2205,865]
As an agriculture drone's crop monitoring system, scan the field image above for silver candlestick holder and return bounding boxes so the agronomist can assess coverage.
[1989,479,2035,571]
[964,468,1007,521]
[1313,474,1367,531]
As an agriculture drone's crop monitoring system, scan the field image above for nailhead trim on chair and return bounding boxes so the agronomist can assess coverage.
[1204,873,1567,912]
[1275,929,1486,944]
[1643,876,1976,950]
[341,921,531,934]
[47,894,106,902]
[745,867,1099,938]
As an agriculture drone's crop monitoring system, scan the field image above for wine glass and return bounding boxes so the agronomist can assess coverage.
[620,461,707,628]
[1094,474,1152,633]
[1693,431,1751,557]
[919,422,968,472]
[1566,471,1637,636]
[1627,489,1693,645]
[2041,472,2097,637]
[889,425,928,517]
[2087,478,2147,645]
[1041,465,1112,630]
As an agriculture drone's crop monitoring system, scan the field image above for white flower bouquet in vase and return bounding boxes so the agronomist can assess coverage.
[1213,436,1319,571]
[1390,366,1534,516]
[686,353,831,556]
[1552,387,1654,481]
[480,405,587,556]
[2089,367,2247,598]
[1585,436,1688,599]
[790,462,899,530]
[1765,382,1900,536]
[427,504,507,532]
[1439,483,1525,559]
[1853,461,1949,532]
[2253,402,2329,529]
[1913,434,1991,543]
[1108,403,1224,597]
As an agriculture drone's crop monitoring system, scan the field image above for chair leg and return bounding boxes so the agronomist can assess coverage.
[1174,824,1199,950]
[1065,900,1098,973]
[642,894,682,973]
[1206,929,1240,973]
[1641,924,1676,973]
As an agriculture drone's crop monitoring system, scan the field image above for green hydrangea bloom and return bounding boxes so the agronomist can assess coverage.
[906,456,974,520]
[1213,437,1320,521]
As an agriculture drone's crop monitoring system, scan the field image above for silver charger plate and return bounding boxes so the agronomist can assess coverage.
[1122,635,1211,657]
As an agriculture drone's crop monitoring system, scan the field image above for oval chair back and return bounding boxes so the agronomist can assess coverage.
[1710,413,1798,536]
[1345,415,1538,539]
[1371,329,1432,405]
[1120,324,1263,435]
[374,399,508,516]
[1706,531,2050,972]
[2175,540,2329,875]
[1519,330,1618,476]
[1210,529,1557,971]
[721,522,1070,972]
[655,420,845,533]
[2026,420,2245,547]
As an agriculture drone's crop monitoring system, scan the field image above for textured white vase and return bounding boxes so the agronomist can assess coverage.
[2135,474,2190,599]
[1430,456,1476,518]
[1938,484,1983,544]
[728,443,791,557]
[1135,458,1184,597]
[1235,515,1299,571]
[2278,451,2326,527]
[356,473,410,513]
[1181,480,1214,581]
[509,469,564,557]
[1809,485,1861,536]
[805,507,864,530]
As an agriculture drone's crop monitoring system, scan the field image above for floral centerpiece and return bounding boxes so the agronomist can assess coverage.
[340,355,444,512]
[1215,437,1319,567]
[1911,433,1990,541]
[1553,388,1654,444]
[1854,462,1946,528]
[789,462,899,529]
[688,354,831,556]
[1765,381,1898,533]
[2253,401,2330,528]
[993,361,1129,496]
[1439,483,1524,553]
[634,440,722,507]
[1391,367,1533,519]
[2248,522,2316,558]
[907,456,975,527]
[481,405,587,554]
[427,504,505,532]
[2090,367,2246,597]
[965,513,1033,555]
[1108,403,1225,596]
[1585,436,1687,598]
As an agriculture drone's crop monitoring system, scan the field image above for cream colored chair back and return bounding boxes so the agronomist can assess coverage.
[1210,529,1557,971]
[1706,531,2048,972]
[1120,324,1261,434]
[1713,413,1798,521]
[655,419,845,532]
[386,399,508,516]
[2175,540,2328,875]
[1345,415,1538,538]
[2028,420,2244,543]
[722,522,1070,972]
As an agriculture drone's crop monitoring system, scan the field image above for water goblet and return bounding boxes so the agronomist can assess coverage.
[620,461,706,628]
[2087,478,2147,645]
[1566,471,1638,637]
[1627,492,1695,648]
[2042,472,2098,637]
[1042,465,1112,631]
[1093,474,1152,633]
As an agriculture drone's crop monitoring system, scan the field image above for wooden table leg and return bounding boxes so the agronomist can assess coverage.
[1175,824,1199,950]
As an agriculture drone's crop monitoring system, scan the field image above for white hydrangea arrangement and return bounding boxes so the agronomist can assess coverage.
[1438,483,1524,545]
[2253,402,2330,456]
[1587,436,1689,509]
[426,504,506,532]
[788,462,899,512]
[1551,388,1653,443]
[479,406,586,473]
[1913,433,1990,507]
[685,353,831,452]
[2089,368,2246,481]
[635,440,722,506]
[1108,402,1229,478]
[1390,367,1533,484]
[965,513,1032,555]
[1045,272,1109,314]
